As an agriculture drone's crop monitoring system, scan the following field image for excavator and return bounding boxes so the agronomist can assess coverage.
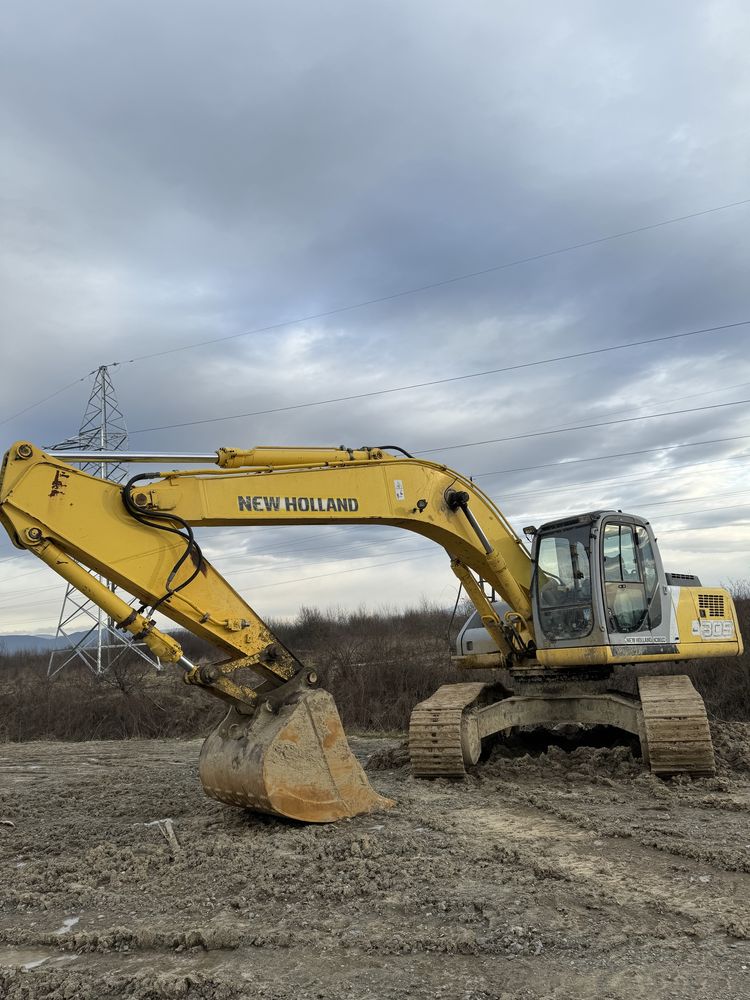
[0,441,743,822]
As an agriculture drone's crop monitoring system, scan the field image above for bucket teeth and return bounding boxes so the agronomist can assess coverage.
[199,689,394,823]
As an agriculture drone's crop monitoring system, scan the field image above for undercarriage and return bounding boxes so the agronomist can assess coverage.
[409,673,715,778]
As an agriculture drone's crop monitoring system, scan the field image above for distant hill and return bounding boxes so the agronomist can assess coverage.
[0,627,215,662]
[0,631,96,655]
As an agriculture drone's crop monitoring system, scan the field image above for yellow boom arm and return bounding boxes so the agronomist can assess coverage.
[0,442,534,708]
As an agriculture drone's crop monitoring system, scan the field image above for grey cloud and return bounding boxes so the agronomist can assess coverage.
[1,0,749,627]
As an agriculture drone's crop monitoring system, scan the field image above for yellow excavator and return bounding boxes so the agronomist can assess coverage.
[0,441,743,822]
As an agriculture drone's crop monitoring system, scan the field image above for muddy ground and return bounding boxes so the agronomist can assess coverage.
[1,724,750,999]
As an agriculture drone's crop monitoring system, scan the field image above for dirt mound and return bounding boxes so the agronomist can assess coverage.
[365,740,410,770]
[363,721,750,782]
[710,721,750,773]
[478,726,643,780]
[365,726,644,778]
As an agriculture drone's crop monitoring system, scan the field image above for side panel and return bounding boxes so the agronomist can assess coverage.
[674,586,744,656]
[456,601,510,655]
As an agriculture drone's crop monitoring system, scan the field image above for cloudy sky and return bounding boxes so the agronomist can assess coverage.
[1,0,749,637]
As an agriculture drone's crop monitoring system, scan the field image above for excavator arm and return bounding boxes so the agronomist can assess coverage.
[0,441,536,821]
[127,445,536,655]
[0,443,536,686]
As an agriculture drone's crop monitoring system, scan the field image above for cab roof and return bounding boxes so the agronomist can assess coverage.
[536,509,650,533]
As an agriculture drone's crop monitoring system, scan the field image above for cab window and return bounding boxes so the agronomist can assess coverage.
[602,522,661,633]
[535,528,593,640]
[636,525,658,598]
[603,524,640,582]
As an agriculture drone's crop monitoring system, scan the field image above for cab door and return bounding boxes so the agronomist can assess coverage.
[601,519,669,651]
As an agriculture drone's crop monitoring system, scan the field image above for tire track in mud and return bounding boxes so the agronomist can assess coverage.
[480,776,750,874]
[445,798,749,939]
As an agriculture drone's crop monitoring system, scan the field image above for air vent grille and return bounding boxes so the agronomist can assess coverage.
[698,593,725,618]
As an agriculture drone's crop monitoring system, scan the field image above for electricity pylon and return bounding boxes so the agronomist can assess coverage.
[47,366,161,677]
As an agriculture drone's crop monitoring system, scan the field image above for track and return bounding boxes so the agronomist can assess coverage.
[408,682,486,776]
[638,674,716,777]
[411,674,718,781]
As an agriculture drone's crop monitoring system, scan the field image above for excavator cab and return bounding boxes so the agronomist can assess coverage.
[531,510,666,652]
[529,510,741,667]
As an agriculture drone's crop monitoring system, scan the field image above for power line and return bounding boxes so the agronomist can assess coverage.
[0,515,444,588]
[0,545,441,615]
[4,504,748,627]
[552,378,750,429]
[0,373,91,429]
[1,440,747,585]
[4,195,750,430]
[468,497,750,539]
[472,433,750,478]
[661,519,750,535]
[608,489,750,509]
[2,421,748,583]
[3,445,739,587]
[248,552,448,591]
[652,503,750,519]
[140,534,421,587]
[2,429,744,578]
[483,454,749,501]
[419,397,750,455]
[0,553,28,566]
[2,489,747,615]
[0,533,423,610]
[117,196,750,365]
[507,502,750,533]
[518,501,750,524]
[129,320,750,434]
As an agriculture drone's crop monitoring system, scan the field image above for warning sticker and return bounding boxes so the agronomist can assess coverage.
[394,479,405,502]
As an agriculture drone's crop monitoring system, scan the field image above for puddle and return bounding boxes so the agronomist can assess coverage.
[0,946,78,972]
[54,916,80,935]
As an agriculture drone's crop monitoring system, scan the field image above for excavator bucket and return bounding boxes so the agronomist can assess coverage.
[198,688,394,823]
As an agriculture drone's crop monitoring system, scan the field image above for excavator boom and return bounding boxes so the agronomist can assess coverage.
[0,441,537,821]
[0,442,537,673]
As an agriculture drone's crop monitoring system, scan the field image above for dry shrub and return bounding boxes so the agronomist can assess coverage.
[0,649,223,741]
[271,601,476,732]
[0,593,747,741]
[0,600,471,740]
